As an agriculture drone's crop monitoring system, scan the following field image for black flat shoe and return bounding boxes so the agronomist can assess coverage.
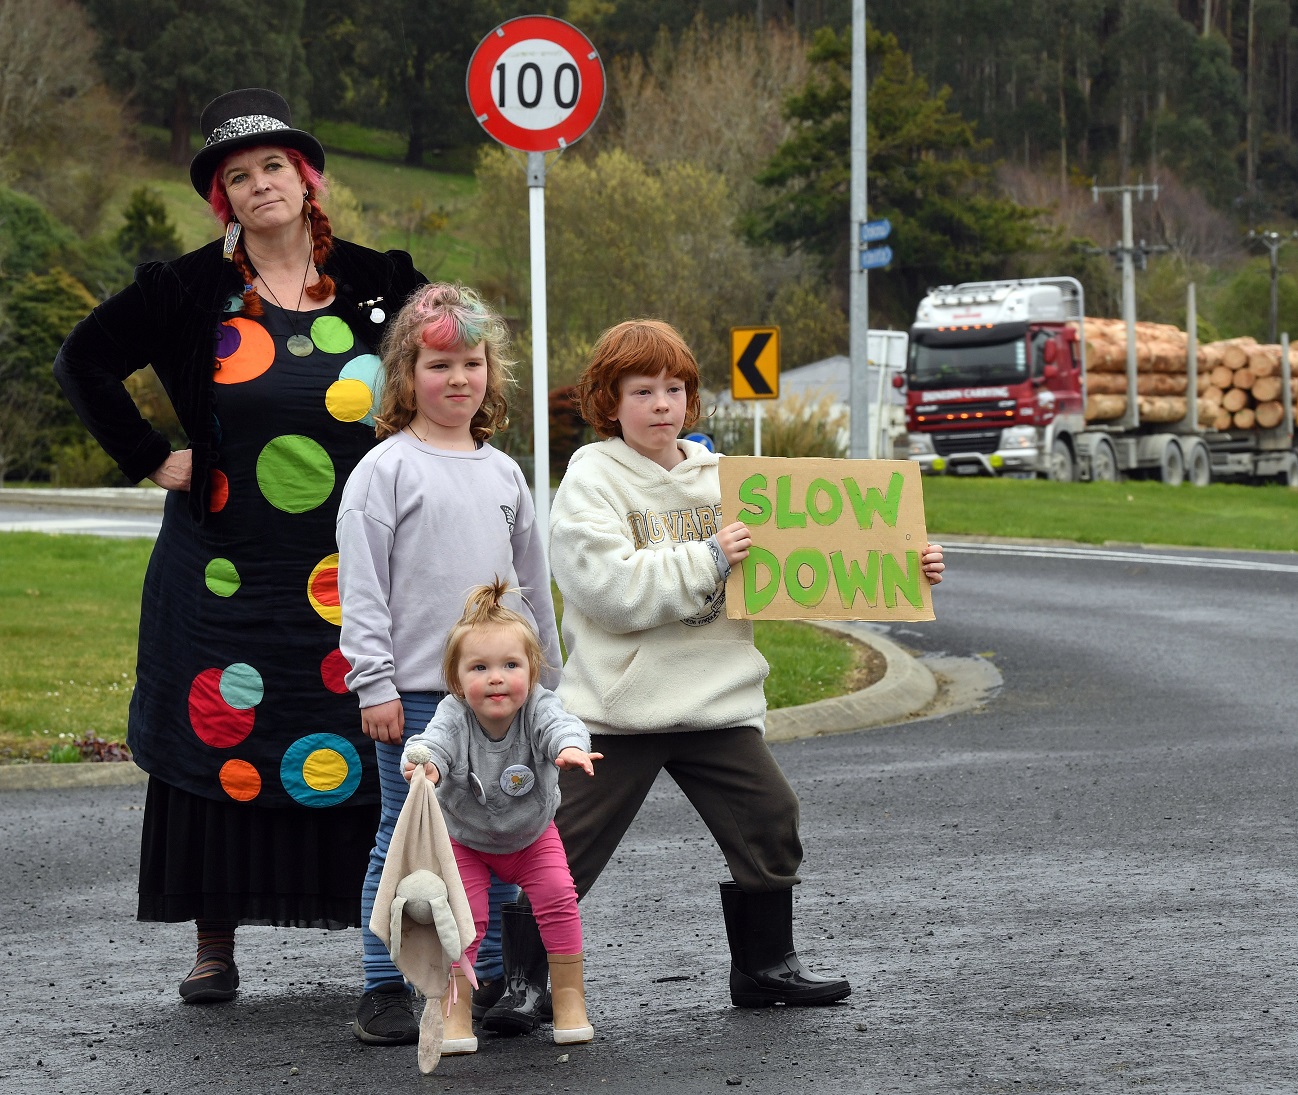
[179,961,240,1004]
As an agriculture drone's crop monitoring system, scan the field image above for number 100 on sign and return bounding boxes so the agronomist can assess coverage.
[467,17,606,154]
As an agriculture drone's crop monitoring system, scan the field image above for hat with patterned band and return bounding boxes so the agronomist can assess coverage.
[189,87,326,197]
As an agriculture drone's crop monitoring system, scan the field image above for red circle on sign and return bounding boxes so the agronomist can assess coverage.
[466,16,605,153]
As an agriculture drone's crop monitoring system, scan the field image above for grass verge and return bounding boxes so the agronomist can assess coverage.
[922,476,1298,552]
[0,533,867,761]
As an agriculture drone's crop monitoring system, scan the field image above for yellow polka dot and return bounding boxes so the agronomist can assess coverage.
[302,748,347,791]
[326,378,373,423]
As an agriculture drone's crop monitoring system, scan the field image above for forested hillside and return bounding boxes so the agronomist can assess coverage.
[3,0,1298,484]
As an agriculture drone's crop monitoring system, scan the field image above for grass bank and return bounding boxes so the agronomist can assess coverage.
[0,532,868,762]
[922,476,1298,552]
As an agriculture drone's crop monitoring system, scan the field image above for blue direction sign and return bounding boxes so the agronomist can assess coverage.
[859,244,893,270]
[860,218,892,243]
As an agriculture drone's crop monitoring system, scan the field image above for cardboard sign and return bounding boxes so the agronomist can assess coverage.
[719,456,934,622]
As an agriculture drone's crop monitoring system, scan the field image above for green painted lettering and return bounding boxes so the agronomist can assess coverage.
[775,475,807,528]
[830,550,880,609]
[881,551,924,609]
[737,474,772,526]
[783,548,830,607]
[806,478,843,526]
[743,545,781,614]
[842,472,905,529]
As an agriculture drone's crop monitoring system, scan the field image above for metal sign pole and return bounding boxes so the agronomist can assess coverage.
[753,402,763,457]
[527,152,551,563]
[848,0,870,459]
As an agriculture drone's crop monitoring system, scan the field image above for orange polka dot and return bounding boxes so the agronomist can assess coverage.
[219,759,262,802]
[209,469,229,512]
[214,317,275,384]
[308,554,342,625]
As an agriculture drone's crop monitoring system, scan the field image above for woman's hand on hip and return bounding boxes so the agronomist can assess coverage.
[361,699,404,743]
[148,450,193,492]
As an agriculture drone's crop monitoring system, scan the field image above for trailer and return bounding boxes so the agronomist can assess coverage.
[898,277,1298,486]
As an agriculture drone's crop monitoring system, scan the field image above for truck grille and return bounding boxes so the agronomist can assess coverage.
[933,431,1001,455]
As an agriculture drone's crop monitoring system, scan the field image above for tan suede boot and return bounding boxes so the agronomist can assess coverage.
[547,953,594,1045]
[440,967,478,1055]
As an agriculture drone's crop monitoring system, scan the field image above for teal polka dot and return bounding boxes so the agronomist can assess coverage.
[311,315,354,354]
[339,354,383,425]
[205,558,241,597]
[219,663,264,709]
[256,435,335,513]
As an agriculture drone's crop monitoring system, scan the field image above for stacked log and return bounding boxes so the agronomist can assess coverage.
[1082,318,1295,431]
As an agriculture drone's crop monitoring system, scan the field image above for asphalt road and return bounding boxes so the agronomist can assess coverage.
[3,541,1297,1094]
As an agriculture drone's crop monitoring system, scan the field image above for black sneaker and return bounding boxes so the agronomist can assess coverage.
[352,982,419,1045]
[471,978,506,1021]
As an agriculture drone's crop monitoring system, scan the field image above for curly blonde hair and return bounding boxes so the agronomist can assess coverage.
[374,283,515,442]
[442,579,547,699]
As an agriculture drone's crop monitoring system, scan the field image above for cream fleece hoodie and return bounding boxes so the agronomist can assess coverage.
[549,438,769,736]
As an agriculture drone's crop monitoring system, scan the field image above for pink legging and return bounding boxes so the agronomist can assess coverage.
[452,821,582,968]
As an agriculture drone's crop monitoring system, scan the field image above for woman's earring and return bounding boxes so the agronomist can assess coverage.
[222,221,241,261]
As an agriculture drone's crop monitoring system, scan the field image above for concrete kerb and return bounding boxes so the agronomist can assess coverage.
[0,628,936,792]
[0,487,166,513]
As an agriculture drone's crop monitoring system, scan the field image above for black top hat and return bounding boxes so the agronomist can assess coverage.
[189,88,326,197]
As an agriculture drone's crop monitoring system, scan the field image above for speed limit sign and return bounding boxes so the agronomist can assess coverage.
[466,16,606,153]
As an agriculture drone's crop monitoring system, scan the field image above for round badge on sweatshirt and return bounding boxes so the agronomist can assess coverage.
[469,772,487,805]
[500,765,536,797]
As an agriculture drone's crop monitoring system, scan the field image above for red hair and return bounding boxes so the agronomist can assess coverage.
[576,319,702,439]
[206,146,334,316]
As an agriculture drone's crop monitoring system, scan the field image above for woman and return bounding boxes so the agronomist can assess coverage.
[54,89,427,1038]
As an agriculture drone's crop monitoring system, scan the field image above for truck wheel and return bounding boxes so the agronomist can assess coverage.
[1158,440,1184,486]
[1090,437,1120,482]
[1184,441,1212,487]
[1277,452,1298,487]
[1045,438,1075,482]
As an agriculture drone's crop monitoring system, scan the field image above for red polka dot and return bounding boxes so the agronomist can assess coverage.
[209,469,229,513]
[321,649,352,694]
[189,667,256,748]
[219,759,262,801]
[310,565,340,608]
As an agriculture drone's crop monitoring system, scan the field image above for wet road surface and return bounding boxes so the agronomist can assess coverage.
[3,542,1297,1094]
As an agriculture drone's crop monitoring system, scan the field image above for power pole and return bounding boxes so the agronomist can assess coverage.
[1247,230,1298,344]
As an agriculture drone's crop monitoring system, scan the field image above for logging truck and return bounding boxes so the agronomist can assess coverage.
[898,277,1298,486]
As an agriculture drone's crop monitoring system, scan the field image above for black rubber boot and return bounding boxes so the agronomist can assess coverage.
[719,881,852,1007]
[481,902,552,1035]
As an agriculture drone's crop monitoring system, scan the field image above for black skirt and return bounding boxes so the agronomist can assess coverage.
[137,776,379,928]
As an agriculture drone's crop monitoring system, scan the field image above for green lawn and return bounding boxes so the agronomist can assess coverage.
[921,476,1298,552]
[0,532,866,761]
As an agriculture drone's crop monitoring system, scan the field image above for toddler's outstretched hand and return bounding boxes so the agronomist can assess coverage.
[555,747,603,777]
[922,542,945,585]
[403,760,440,784]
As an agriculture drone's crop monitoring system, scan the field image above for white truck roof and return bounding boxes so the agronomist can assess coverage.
[914,278,1082,329]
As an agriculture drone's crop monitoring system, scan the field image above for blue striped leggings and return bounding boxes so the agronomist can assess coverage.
[359,690,518,990]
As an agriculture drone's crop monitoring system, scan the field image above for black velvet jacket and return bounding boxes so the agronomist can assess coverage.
[54,237,424,521]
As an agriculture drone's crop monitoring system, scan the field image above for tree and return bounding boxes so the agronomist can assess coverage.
[748,25,1042,325]
[472,146,843,388]
[0,0,126,231]
[0,268,99,480]
[83,0,309,164]
[115,187,183,266]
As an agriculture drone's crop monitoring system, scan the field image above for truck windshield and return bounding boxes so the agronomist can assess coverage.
[908,338,1028,390]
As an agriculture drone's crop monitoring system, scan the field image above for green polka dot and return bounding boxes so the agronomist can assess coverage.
[311,315,355,354]
[205,558,241,597]
[220,662,264,709]
[256,435,335,513]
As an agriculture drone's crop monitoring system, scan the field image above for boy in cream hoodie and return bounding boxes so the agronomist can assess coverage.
[478,319,945,1030]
